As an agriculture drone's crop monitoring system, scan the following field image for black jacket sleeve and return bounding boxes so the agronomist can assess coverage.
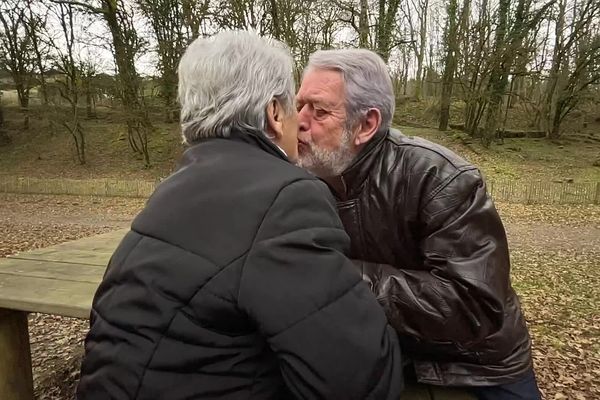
[359,171,508,347]
[238,178,404,400]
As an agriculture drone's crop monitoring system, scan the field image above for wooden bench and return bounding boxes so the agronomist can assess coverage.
[0,229,474,400]
[0,229,127,400]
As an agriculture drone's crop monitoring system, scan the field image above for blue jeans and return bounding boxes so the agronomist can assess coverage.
[469,369,541,400]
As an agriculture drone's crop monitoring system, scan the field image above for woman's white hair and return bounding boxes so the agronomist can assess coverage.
[305,49,395,133]
[178,30,295,144]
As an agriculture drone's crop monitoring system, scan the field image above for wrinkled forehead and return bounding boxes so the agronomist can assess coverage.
[297,69,346,105]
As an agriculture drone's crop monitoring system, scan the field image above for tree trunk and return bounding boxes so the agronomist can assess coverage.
[482,72,509,146]
[82,74,96,119]
[16,83,30,130]
[270,0,281,39]
[162,69,178,122]
[359,0,369,48]
[85,89,96,119]
[540,0,565,136]
[102,0,151,167]
[480,0,513,146]
[548,106,562,139]
[439,0,459,131]
[414,0,428,100]
[480,0,551,146]
[463,0,487,136]
[375,0,400,61]
[55,2,86,164]
[0,105,9,146]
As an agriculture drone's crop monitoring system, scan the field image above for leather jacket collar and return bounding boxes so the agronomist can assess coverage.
[328,128,388,201]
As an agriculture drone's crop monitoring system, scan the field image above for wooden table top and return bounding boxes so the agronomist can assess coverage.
[0,229,127,319]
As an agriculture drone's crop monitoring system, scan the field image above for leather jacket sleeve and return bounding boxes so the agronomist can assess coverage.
[358,171,509,347]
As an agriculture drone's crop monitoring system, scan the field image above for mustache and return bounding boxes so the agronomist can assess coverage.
[298,139,312,148]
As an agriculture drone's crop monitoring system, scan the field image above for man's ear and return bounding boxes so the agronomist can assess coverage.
[353,108,381,146]
[266,99,284,140]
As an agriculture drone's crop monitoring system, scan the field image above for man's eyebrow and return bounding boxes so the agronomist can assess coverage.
[297,96,330,108]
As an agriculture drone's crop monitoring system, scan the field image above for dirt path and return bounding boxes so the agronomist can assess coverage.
[1,194,599,399]
[506,223,600,252]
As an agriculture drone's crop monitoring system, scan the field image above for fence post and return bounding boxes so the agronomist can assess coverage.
[526,181,534,204]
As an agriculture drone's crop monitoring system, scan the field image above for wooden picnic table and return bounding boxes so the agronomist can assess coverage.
[0,228,474,400]
[0,229,127,400]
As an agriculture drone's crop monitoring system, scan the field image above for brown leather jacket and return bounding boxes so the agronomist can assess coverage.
[329,128,533,387]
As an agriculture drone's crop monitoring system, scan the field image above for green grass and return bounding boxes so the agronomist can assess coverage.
[0,106,182,180]
[1,105,599,183]
[400,126,600,183]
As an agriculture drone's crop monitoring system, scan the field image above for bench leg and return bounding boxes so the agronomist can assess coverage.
[0,309,34,400]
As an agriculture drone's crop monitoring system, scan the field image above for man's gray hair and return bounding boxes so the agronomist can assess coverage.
[305,49,395,133]
[178,30,295,144]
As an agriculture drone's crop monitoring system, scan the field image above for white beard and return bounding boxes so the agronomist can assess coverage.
[297,128,355,178]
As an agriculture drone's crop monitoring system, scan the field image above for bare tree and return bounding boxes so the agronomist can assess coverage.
[400,0,428,99]
[181,0,211,39]
[332,0,370,47]
[214,0,270,34]
[80,58,99,119]
[423,3,444,98]
[540,0,600,138]
[480,0,555,146]
[290,0,345,79]
[334,0,404,60]
[137,0,189,122]
[51,2,86,164]
[54,0,152,167]
[439,0,459,131]
[0,0,36,128]
[439,0,471,131]
[23,0,52,106]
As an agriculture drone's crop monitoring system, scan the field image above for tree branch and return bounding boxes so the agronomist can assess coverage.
[49,0,105,14]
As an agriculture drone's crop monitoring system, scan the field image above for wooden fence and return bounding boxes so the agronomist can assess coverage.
[0,176,599,205]
[487,179,600,205]
[0,176,156,198]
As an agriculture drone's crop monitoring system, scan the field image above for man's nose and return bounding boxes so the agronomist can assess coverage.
[298,105,309,132]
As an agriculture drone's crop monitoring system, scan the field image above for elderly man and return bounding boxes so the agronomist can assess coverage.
[76,33,404,400]
[296,48,540,400]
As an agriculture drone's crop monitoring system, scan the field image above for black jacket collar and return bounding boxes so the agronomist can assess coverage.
[189,128,289,163]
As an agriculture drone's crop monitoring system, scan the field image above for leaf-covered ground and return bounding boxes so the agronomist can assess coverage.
[0,194,598,399]
[497,203,600,399]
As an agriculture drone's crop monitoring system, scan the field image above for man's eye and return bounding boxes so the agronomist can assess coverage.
[314,109,327,118]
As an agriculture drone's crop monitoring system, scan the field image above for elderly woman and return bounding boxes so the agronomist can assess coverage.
[76,31,403,400]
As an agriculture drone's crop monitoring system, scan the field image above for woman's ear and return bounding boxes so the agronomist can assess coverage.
[266,99,284,140]
[354,108,381,146]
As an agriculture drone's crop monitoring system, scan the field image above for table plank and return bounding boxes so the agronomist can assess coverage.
[7,229,127,265]
[0,259,105,283]
[0,229,128,318]
[9,250,112,267]
[0,274,97,318]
